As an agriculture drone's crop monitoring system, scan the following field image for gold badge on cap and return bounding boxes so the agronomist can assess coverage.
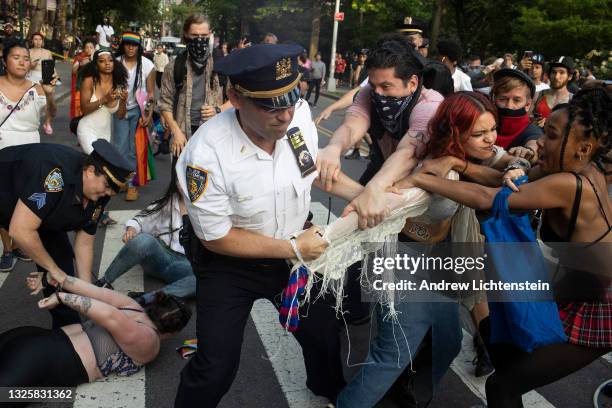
[44,168,64,192]
[276,58,292,80]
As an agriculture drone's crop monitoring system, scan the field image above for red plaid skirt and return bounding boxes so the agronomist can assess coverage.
[558,301,612,348]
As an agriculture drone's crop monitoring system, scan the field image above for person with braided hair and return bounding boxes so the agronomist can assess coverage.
[397,88,612,408]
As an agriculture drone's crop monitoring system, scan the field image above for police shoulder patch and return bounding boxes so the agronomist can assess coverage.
[44,168,64,192]
[186,165,209,203]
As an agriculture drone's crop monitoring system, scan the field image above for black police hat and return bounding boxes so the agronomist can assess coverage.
[549,56,574,74]
[396,17,424,35]
[90,140,135,192]
[493,68,536,98]
[214,44,303,109]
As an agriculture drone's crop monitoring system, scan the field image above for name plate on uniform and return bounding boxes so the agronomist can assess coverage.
[287,127,316,178]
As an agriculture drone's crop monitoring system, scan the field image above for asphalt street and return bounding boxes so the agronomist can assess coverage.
[0,64,609,407]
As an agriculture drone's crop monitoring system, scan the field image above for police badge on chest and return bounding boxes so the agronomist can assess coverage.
[287,127,315,177]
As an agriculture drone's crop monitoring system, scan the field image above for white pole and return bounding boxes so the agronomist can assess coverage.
[327,0,341,92]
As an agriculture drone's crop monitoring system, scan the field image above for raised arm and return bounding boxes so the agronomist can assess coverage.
[316,112,370,191]
[409,171,571,211]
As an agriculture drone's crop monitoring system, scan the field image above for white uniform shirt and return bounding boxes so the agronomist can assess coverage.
[452,68,473,92]
[177,101,318,242]
[125,195,185,254]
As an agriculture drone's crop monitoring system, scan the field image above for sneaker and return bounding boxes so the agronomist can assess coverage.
[126,186,139,201]
[0,252,17,272]
[473,342,495,377]
[13,248,32,262]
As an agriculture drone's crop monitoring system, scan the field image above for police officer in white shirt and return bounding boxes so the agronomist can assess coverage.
[174,44,364,407]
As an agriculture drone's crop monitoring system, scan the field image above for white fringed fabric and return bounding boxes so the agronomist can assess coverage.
[291,171,461,317]
[293,187,431,315]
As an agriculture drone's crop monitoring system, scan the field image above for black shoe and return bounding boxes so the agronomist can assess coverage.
[388,373,419,408]
[13,248,32,262]
[94,278,114,290]
[473,342,495,377]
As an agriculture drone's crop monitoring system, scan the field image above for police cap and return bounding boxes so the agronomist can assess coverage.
[90,140,135,192]
[214,44,303,109]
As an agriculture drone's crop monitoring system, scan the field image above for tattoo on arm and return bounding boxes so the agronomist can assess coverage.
[62,293,93,314]
[63,276,76,289]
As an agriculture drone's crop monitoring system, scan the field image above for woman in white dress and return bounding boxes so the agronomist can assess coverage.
[0,40,56,272]
[77,49,128,226]
[77,49,128,154]
[0,41,56,149]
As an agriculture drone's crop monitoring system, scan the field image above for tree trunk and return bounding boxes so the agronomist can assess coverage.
[309,0,322,59]
[430,0,447,54]
[56,0,67,41]
[72,0,79,37]
[28,0,47,39]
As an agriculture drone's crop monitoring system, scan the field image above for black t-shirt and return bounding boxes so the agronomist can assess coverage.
[507,123,543,149]
[0,143,109,235]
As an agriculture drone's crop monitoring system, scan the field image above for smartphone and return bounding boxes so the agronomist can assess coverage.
[523,51,533,61]
[42,59,55,85]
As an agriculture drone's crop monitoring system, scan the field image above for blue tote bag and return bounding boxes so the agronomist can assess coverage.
[480,177,566,352]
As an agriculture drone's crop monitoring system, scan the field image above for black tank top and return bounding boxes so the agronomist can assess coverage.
[540,172,611,244]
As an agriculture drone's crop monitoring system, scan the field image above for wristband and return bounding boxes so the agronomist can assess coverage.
[503,157,532,173]
[55,291,63,305]
[215,106,221,114]
[460,160,469,175]
[289,237,305,264]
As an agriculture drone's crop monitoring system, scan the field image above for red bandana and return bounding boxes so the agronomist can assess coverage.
[496,114,530,149]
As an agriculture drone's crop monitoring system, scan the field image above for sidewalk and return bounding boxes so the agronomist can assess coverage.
[54,60,73,101]
[320,83,352,101]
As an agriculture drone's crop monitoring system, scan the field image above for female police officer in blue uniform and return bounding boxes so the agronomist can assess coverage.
[175,44,365,407]
[0,140,133,328]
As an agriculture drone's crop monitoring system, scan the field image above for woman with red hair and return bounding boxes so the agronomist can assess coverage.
[336,92,529,408]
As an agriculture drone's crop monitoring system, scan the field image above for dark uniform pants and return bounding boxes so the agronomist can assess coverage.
[174,242,345,407]
[38,230,80,328]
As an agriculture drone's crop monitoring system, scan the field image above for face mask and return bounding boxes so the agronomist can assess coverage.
[497,106,527,117]
[371,91,413,133]
[187,37,210,65]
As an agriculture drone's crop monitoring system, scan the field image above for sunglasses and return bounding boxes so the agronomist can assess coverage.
[250,98,303,114]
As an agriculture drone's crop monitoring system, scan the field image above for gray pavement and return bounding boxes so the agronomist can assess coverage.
[0,92,609,408]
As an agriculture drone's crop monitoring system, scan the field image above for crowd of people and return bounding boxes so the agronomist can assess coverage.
[0,10,610,408]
